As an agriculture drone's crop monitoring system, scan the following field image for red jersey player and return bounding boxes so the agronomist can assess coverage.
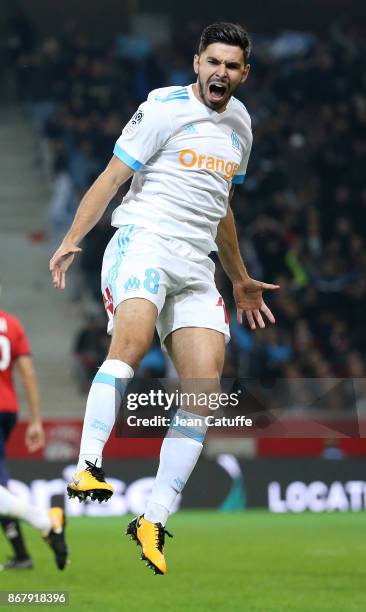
[0,308,44,451]
[0,308,68,571]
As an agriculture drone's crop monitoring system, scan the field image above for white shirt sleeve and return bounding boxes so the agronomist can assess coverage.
[113,100,173,171]
[232,136,252,185]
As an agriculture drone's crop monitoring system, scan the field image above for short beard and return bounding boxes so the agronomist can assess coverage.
[197,74,233,111]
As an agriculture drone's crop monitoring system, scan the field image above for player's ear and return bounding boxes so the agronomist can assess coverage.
[193,54,199,75]
[241,64,250,83]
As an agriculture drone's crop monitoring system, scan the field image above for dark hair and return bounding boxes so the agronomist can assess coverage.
[199,22,251,63]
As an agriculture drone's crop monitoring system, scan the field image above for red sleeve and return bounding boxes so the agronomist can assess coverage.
[12,319,31,359]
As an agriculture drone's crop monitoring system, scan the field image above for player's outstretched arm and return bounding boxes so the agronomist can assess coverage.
[16,355,45,452]
[216,194,279,330]
[50,156,133,289]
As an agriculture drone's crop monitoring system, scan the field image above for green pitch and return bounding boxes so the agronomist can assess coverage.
[1,511,365,612]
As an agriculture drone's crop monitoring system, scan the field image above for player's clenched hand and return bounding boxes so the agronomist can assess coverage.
[49,241,82,289]
[25,421,45,453]
[233,278,280,330]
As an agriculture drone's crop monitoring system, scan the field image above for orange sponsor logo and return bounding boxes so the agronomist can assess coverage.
[178,149,239,181]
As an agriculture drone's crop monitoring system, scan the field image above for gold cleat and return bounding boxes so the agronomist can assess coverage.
[126,515,173,575]
[67,460,113,503]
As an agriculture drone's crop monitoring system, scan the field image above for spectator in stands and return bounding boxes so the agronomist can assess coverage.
[74,316,109,391]
[49,154,78,250]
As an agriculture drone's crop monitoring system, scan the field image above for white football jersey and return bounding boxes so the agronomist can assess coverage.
[112,84,253,254]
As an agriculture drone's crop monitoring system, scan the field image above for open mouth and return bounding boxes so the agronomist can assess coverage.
[208,82,228,103]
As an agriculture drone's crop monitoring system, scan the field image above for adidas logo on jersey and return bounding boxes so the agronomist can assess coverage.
[178,149,239,181]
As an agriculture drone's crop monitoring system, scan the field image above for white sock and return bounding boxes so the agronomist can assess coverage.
[0,485,51,533]
[77,359,134,471]
[144,409,207,526]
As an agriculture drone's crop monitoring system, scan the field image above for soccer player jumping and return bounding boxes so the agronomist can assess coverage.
[50,22,279,575]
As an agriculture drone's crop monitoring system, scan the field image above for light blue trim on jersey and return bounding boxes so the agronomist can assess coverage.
[94,372,126,396]
[161,87,189,103]
[113,143,143,171]
[162,95,189,103]
[171,422,205,444]
[163,87,188,96]
[162,91,189,98]
[108,224,136,315]
[232,174,246,185]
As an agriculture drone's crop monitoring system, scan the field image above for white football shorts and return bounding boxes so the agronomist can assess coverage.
[101,224,230,346]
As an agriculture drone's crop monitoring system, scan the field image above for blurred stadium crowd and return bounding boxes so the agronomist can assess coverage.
[5,11,366,386]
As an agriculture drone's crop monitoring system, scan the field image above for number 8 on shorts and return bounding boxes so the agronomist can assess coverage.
[144,268,160,294]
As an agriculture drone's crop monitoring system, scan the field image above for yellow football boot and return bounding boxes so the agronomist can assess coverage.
[43,507,68,570]
[67,460,113,503]
[126,515,173,575]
